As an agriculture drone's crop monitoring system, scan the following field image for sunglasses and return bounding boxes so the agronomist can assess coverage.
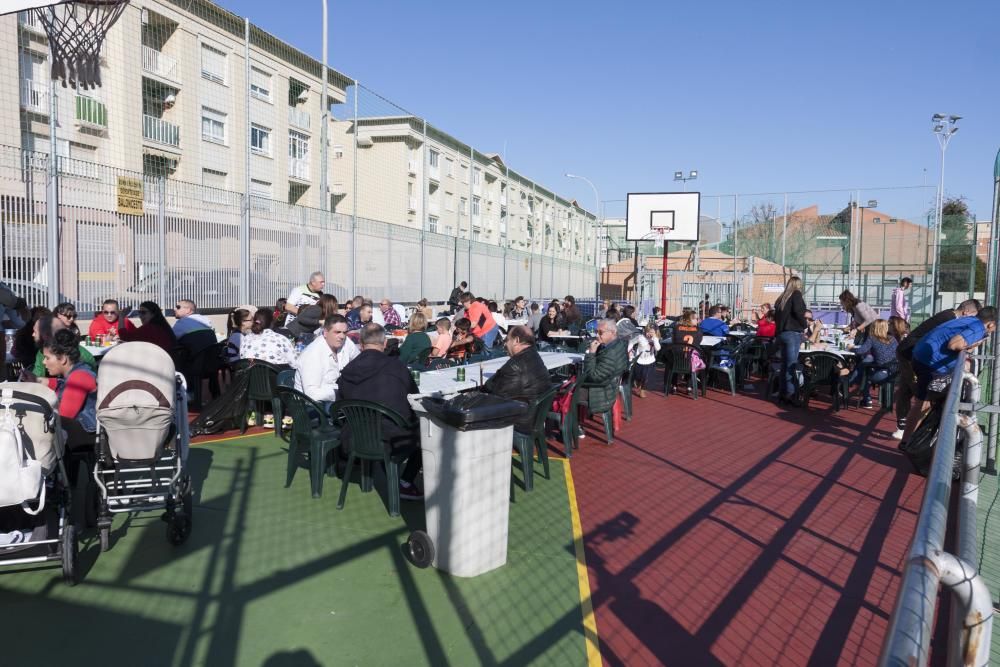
[60,313,76,320]
[103,310,118,315]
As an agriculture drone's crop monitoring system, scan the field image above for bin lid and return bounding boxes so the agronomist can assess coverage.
[420,393,527,431]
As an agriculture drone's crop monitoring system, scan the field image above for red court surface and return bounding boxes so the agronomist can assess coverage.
[568,384,926,666]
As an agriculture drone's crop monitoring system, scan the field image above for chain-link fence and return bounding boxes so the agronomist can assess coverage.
[1,1,597,313]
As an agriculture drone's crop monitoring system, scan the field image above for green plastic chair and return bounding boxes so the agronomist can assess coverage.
[701,345,737,396]
[513,384,560,492]
[239,360,281,433]
[273,369,296,441]
[663,344,700,399]
[799,351,847,411]
[275,387,341,498]
[619,358,637,420]
[329,399,416,518]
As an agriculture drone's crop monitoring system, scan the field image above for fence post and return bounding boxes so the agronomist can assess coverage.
[45,78,60,306]
[157,175,167,308]
[239,16,251,305]
[420,119,427,298]
[351,79,359,295]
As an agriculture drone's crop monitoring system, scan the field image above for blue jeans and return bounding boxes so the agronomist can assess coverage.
[482,325,500,348]
[849,362,890,400]
[778,331,801,397]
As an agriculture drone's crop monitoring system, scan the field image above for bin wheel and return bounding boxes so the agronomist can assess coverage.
[407,530,434,569]
[62,524,78,586]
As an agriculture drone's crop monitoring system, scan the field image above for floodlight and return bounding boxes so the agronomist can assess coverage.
[932,113,945,121]
[949,115,962,122]
[674,171,683,180]
[689,170,698,179]
[867,199,877,207]
[950,127,959,135]
[933,124,944,132]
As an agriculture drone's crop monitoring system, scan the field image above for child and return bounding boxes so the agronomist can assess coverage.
[430,317,453,358]
[447,317,476,360]
[630,324,661,398]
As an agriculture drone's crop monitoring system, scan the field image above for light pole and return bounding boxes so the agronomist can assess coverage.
[875,216,896,302]
[852,199,877,297]
[931,113,960,310]
[565,173,601,315]
[319,0,329,212]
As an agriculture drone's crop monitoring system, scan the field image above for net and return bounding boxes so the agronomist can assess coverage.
[35,0,129,88]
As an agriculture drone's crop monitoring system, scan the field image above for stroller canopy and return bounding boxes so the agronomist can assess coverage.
[0,382,62,475]
[96,342,176,461]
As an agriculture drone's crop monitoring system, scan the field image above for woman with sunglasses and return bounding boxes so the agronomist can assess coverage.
[803,310,823,345]
[119,301,177,353]
[53,302,80,337]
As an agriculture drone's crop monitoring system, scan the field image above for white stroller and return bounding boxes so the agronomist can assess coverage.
[94,342,192,550]
[0,383,78,584]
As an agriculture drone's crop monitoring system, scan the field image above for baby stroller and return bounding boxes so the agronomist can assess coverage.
[0,383,78,584]
[94,342,192,550]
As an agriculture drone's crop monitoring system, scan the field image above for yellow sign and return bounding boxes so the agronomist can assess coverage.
[116,176,144,215]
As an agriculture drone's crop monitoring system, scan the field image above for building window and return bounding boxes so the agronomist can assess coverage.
[332,144,344,159]
[249,66,272,101]
[460,197,468,216]
[427,215,438,233]
[250,178,273,210]
[200,43,227,84]
[446,158,454,178]
[472,196,481,216]
[250,123,271,156]
[473,167,481,186]
[460,162,468,184]
[429,149,439,168]
[445,193,454,212]
[202,168,228,203]
[201,106,226,144]
[288,130,309,159]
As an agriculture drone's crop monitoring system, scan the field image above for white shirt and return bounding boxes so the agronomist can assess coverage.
[286,284,321,325]
[293,335,360,403]
[629,335,660,365]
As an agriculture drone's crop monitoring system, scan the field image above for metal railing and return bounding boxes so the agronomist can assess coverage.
[141,45,180,83]
[142,115,180,147]
[18,10,45,34]
[75,95,107,129]
[288,106,310,131]
[879,351,993,666]
[19,79,49,115]
[288,157,310,181]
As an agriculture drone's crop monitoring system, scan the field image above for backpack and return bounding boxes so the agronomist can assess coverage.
[900,406,960,479]
[0,394,45,514]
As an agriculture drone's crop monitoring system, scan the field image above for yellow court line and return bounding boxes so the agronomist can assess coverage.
[564,461,601,666]
[192,431,274,446]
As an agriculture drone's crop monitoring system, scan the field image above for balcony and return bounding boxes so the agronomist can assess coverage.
[75,95,107,130]
[288,157,310,182]
[407,160,418,175]
[142,114,180,148]
[18,11,45,35]
[57,156,100,180]
[19,80,49,115]
[141,45,180,83]
[288,107,310,131]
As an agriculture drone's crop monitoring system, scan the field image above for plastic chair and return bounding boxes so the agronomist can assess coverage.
[330,399,416,518]
[273,369,297,441]
[663,344,700,399]
[241,360,281,433]
[546,378,578,459]
[701,345,737,396]
[619,358,637,420]
[799,351,847,411]
[570,379,617,446]
[513,385,560,492]
[275,387,340,498]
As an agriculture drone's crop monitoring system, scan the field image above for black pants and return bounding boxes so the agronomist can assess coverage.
[62,418,96,488]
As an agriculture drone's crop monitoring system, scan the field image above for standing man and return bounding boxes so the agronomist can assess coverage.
[890,277,913,321]
[285,272,325,325]
[460,292,499,348]
[899,306,996,447]
[294,314,359,410]
[448,281,468,315]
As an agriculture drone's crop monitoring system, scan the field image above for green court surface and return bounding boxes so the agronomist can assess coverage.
[976,466,1000,665]
[0,435,589,667]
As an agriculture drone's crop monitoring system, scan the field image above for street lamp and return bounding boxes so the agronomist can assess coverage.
[930,113,960,309]
[565,173,602,314]
[852,198,877,294]
[674,170,698,192]
[874,216,897,299]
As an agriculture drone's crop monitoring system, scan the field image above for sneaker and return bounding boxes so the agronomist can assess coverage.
[246,412,257,427]
[891,429,905,440]
[282,416,294,428]
[262,414,275,429]
[860,399,874,409]
[399,482,423,501]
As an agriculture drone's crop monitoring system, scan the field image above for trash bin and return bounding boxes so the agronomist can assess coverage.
[407,393,527,577]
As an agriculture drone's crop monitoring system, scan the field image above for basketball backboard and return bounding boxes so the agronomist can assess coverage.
[626,192,701,242]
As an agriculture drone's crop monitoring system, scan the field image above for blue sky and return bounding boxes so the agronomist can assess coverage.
[224,0,998,222]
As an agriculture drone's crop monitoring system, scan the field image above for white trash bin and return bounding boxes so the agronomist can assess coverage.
[408,395,518,577]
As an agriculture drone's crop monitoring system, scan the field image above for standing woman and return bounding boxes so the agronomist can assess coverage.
[773,276,808,405]
[839,290,877,344]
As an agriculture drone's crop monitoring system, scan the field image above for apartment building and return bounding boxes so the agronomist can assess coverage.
[329,116,597,262]
[1,0,349,211]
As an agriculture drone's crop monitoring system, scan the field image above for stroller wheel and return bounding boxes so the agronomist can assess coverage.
[407,530,434,569]
[167,515,192,545]
[61,525,79,586]
[99,526,111,552]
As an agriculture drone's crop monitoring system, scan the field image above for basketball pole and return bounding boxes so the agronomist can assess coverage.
[660,238,668,315]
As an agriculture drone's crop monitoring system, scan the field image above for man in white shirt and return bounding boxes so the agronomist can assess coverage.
[294,313,359,406]
[284,271,326,325]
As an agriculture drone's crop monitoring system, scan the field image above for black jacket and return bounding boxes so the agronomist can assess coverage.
[448,287,463,307]
[337,349,418,444]
[482,347,552,431]
[537,315,564,342]
[774,291,808,333]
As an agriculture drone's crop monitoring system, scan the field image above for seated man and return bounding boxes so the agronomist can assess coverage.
[481,326,552,432]
[172,299,214,340]
[336,323,423,500]
[346,302,373,332]
[294,314,359,409]
[88,299,135,340]
[699,306,730,337]
[576,318,628,428]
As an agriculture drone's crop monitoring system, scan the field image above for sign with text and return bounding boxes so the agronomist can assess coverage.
[763,283,784,293]
[116,176,144,216]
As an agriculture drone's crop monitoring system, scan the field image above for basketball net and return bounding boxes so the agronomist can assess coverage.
[35,0,129,88]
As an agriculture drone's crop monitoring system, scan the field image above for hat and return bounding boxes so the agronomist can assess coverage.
[287,305,322,337]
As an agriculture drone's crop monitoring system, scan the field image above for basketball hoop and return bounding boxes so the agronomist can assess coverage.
[33,0,130,88]
[645,227,669,245]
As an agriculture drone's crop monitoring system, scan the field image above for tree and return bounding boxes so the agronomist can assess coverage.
[936,196,986,292]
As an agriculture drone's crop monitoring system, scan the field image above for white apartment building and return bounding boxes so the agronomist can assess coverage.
[1,0,349,211]
[330,116,596,261]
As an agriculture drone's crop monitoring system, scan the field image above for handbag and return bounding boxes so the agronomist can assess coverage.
[0,401,45,514]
